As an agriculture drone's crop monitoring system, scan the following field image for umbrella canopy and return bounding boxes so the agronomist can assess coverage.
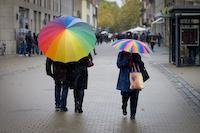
[128,27,146,32]
[38,16,96,63]
[111,39,152,54]
[101,31,108,34]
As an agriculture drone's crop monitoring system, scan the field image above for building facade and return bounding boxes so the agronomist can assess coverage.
[81,0,97,29]
[0,0,73,54]
[168,0,200,66]
[140,0,200,67]
[140,0,155,27]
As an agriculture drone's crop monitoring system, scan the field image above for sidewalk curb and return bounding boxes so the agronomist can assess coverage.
[152,62,200,112]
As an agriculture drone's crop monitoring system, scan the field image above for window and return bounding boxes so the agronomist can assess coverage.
[38,12,41,29]
[48,14,51,22]
[44,0,47,8]
[181,28,199,46]
[87,15,90,24]
[87,0,90,9]
[37,0,41,6]
[48,0,51,9]
[34,11,37,33]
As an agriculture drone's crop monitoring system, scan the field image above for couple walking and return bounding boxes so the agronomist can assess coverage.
[46,54,93,113]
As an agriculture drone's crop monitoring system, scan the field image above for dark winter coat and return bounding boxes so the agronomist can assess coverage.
[72,54,93,90]
[25,33,33,46]
[116,51,144,92]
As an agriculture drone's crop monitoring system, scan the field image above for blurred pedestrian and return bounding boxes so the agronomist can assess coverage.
[73,53,93,113]
[19,40,27,56]
[150,35,156,52]
[25,31,33,56]
[33,33,39,55]
[116,51,146,120]
[133,33,138,40]
[140,32,146,42]
[46,58,71,112]
[93,48,97,55]
[157,33,162,47]
[96,33,100,45]
[126,32,132,39]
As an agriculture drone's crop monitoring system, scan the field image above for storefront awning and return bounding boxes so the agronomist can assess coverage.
[151,18,164,24]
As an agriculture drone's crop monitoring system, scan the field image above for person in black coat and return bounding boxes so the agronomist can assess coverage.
[72,54,93,113]
[25,31,33,56]
[116,52,145,120]
[46,58,71,112]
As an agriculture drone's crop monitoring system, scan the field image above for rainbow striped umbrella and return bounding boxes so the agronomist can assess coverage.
[111,39,152,54]
[38,16,96,63]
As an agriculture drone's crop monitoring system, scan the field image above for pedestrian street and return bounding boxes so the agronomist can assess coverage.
[0,43,199,133]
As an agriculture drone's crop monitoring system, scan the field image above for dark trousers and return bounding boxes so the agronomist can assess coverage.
[26,45,32,56]
[121,90,140,117]
[150,42,155,51]
[73,88,84,109]
[55,80,69,108]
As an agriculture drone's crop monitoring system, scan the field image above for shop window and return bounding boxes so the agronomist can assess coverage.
[180,26,199,65]
[181,27,198,46]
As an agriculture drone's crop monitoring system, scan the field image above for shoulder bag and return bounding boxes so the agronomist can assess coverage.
[129,63,144,90]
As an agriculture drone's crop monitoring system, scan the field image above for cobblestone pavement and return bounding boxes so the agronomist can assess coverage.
[0,43,200,133]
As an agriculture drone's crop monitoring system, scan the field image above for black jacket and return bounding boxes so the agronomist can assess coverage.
[72,54,93,89]
[46,58,71,82]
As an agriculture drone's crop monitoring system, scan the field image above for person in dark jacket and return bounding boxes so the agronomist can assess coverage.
[25,31,33,56]
[72,54,92,113]
[157,33,162,47]
[116,51,145,120]
[46,58,71,112]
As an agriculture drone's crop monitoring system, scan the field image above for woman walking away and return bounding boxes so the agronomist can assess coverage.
[116,51,146,120]
[73,53,93,113]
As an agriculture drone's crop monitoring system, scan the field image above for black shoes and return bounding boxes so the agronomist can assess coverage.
[122,106,127,116]
[55,106,60,112]
[78,108,83,113]
[75,102,83,113]
[60,107,68,112]
[75,107,83,113]
[130,115,135,120]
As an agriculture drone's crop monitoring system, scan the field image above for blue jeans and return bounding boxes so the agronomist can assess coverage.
[34,46,39,55]
[18,43,27,55]
[55,80,69,108]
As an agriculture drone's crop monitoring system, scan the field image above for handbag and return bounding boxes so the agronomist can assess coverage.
[129,64,144,90]
[141,67,149,82]
[87,59,94,67]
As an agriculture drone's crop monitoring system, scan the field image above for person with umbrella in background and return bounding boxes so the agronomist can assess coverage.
[111,34,151,120]
[116,52,145,120]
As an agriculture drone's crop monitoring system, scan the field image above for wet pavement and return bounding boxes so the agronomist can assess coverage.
[0,43,200,133]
